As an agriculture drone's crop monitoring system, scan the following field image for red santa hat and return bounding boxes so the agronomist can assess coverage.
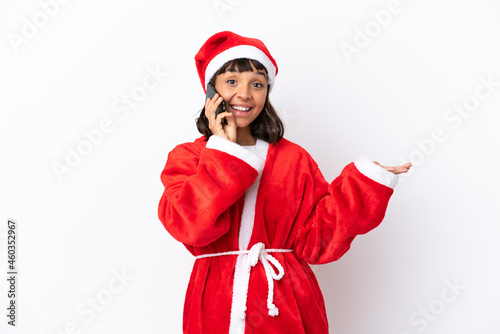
[195,31,278,94]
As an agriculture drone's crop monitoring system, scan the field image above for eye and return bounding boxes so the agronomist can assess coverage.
[253,82,264,88]
[226,79,236,84]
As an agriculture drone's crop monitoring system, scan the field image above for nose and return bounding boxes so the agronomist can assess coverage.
[236,84,251,99]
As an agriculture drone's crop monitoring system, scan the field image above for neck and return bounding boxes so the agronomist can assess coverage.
[236,127,256,146]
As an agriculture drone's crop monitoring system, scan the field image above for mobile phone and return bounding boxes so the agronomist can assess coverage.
[206,83,227,125]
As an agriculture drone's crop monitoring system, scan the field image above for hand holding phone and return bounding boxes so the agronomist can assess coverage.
[206,83,227,126]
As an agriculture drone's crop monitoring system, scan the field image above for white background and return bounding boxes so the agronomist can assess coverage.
[1,0,499,333]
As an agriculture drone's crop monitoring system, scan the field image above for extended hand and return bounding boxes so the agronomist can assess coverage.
[373,161,412,175]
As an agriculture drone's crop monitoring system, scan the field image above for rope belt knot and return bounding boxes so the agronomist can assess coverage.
[195,242,293,318]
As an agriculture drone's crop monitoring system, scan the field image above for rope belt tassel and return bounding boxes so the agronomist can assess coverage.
[195,242,293,318]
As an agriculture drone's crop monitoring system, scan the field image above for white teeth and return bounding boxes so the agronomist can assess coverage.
[232,105,250,111]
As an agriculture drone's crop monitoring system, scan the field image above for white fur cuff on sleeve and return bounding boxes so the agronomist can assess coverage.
[354,155,399,189]
[206,135,265,173]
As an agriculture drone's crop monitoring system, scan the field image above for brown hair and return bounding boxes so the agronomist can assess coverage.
[195,58,284,145]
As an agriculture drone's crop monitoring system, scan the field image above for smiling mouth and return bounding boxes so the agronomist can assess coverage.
[230,105,252,112]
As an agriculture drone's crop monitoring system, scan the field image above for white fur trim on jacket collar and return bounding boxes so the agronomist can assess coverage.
[206,135,267,173]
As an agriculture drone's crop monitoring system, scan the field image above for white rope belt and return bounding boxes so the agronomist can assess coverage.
[195,242,293,317]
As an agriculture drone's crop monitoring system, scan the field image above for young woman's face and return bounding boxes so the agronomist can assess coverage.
[214,63,268,130]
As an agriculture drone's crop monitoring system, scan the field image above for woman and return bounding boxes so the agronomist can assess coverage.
[158,31,411,334]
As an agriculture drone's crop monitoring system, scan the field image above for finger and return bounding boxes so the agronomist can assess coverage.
[211,97,224,120]
[205,97,213,124]
[374,161,394,172]
[205,93,216,108]
[206,96,223,129]
[216,110,231,124]
[394,166,411,174]
[223,111,235,126]
[373,161,412,174]
[205,94,221,114]
[213,109,224,125]
[210,94,222,106]
[395,163,412,173]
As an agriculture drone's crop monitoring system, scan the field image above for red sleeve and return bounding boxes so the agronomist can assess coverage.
[292,161,395,264]
[157,139,259,247]
[158,135,263,247]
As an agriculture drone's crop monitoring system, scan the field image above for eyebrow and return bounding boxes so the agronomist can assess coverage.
[225,70,267,79]
[254,71,267,78]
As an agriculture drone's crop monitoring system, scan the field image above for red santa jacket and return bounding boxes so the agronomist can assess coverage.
[158,134,398,334]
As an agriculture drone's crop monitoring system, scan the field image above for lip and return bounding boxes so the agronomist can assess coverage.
[230,104,253,109]
[229,104,253,116]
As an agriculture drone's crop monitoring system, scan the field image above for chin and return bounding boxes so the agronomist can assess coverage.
[234,119,251,127]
